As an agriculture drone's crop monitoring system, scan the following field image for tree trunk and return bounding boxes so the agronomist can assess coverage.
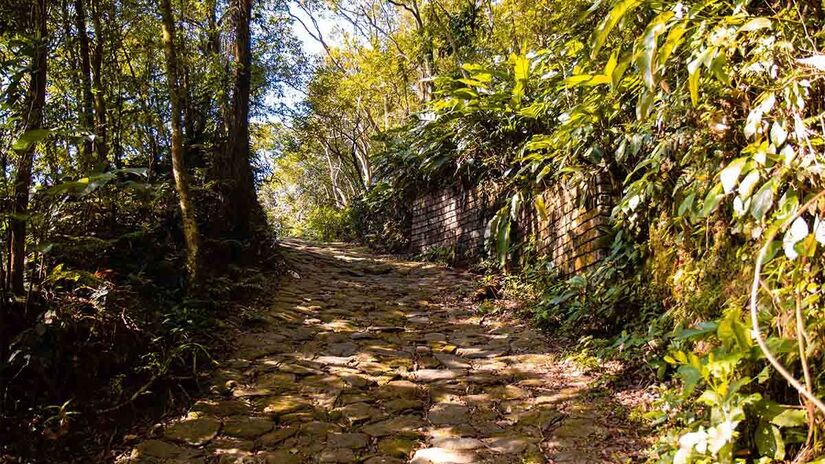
[8,0,47,296]
[90,0,107,167]
[160,0,202,285]
[74,0,95,166]
[221,0,263,239]
[410,1,434,101]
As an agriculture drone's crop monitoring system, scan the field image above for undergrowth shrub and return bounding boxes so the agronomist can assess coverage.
[348,182,411,252]
[0,174,275,460]
[300,206,352,241]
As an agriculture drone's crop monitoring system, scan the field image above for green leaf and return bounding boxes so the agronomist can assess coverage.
[701,184,724,217]
[488,207,512,266]
[755,423,785,460]
[636,89,654,120]
[751,180,776,221]
[717,312,752,349]
[677,365,702,395]
[709,54,730,85]
[771,409,807,428]
[740,17,772,32]
[677,192,695,216]
[457,78,488,88]
[687,58,701,106]
[676,320,717,339]
[590,0,642,59]
[12,128,51,151]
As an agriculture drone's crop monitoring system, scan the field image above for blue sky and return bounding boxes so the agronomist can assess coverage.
[263,4,346,116]
[289,5,340,57]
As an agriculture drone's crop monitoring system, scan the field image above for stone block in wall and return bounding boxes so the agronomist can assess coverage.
[408,183,498,262]
[526,174,616,276]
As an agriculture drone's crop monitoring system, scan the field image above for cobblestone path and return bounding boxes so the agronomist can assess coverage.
[122,240,642,463]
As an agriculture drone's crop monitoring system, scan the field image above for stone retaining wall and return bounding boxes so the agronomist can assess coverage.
[409,187,495,261]
[528,177,614,275]
[410,176,614,274]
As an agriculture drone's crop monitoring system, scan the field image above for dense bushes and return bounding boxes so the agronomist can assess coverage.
[0,165,279,460]
[348,183,412,252]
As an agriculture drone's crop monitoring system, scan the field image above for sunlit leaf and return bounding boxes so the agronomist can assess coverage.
[814,216,825,244]
[798,54,825,71]
[604,51,618,77]
[590,0,642,58]
[719,157,746,194]
[658,22,685,65]
[534,195,547,221]
[637,12,673,91]
[12,128,51,151]
[611,51,632,87]
[771,408,807,428]
[738,171,760,199]
[751,180,775,221]
[745,109,762,139]
[739,17,772,32]
[565,74,596,86]
[783,217,809,259]
[687,58,701,106]
[770,121,788,146]
[513,54,530,82]
[510,192,522,221]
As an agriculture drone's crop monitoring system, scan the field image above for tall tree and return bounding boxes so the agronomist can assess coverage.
[220,0,263,239]
[9,0,48,295]
[73,0,95,165]
[160,0,201,284]
[89,0,107,166]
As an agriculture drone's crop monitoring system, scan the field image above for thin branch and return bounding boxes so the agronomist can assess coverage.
[750,189,825,416]
[288,6,346,72]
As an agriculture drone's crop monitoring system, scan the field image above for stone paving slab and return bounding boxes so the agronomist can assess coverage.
[119,239,639,464]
